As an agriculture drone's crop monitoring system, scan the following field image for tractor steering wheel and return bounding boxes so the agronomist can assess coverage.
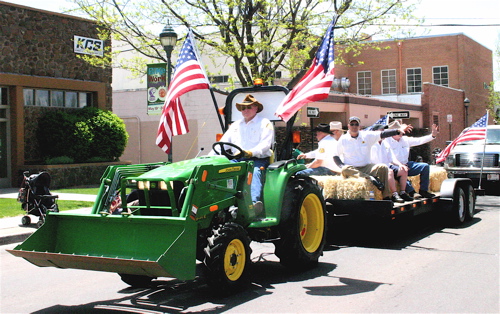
[212,142,245,160]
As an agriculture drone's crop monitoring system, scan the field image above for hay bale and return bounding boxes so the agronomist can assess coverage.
[312,175,383,200]
[430,166,447,192]
[407,165,448,192]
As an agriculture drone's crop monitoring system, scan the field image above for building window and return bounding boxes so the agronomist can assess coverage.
[433,66,449,87]
[209,75,229,83]
[407,68,422,93]
[24,88,92,108]
[274,71,282,79]
[51,91,64,107]
[357,71,372,95]
[433,114,439,126]
[35,90,49,107]
[381,69,396,95]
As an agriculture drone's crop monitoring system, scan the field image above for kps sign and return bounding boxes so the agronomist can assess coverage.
[74,36,104,57]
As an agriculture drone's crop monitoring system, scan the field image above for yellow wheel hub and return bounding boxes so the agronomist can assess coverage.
[299,193,324,253]
[224,238,246,281]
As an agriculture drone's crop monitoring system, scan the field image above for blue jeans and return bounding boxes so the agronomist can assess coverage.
[405,161,430,192]
[296,166,336,176]
[233,157,269,203]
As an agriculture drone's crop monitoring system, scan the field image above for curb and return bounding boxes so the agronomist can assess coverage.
[0,232,32,246]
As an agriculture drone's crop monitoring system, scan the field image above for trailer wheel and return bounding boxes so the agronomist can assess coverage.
[465,184,475,221]
[274,178,326,270]
[203,222,251,294]
[119,274,154,287]
[21,215,31,226]
[450,186,467,225]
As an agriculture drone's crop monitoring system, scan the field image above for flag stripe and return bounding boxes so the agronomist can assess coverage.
[156,30,210,154]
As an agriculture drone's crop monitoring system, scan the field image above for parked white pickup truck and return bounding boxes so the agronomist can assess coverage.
[444,125,500,183]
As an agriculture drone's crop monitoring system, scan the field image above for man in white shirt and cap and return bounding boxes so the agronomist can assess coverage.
[334,116,410,200]
[385,120,439,199]
[296,122,342,176]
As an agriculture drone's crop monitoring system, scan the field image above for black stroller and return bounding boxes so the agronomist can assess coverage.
[17,171,59,228]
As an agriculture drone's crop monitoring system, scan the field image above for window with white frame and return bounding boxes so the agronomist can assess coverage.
[433,66,449,87]
[357,71,372,95]
[407,68,422,93]
[381,69,396,95]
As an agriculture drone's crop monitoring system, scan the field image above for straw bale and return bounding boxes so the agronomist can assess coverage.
[407,165,448,192]
[430,166,448,192]
[312,175,383,200]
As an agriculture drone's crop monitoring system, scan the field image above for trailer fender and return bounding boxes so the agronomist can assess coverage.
[439,178,474,225]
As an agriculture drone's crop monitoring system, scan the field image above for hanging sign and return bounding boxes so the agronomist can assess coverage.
[146,63,168,115]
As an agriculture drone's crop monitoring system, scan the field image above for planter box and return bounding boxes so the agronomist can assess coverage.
[17,161,131,189]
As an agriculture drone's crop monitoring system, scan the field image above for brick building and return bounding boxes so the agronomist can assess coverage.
[0,1,112,187]
[291,33,493,156]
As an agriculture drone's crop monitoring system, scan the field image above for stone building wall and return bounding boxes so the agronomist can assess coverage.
[0,3,112,102]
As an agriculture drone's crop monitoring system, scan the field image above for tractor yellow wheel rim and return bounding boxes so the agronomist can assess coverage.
[224,238,246,281]
[299,193,324,253]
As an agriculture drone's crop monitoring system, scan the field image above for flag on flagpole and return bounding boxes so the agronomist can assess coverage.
[156,30,210,154]
[436,112,489,163]
[274,18,336,122]
[365,115,389,131]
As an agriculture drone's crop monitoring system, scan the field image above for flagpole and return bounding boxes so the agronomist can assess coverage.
[209,87,225,131]
[478,111,489,190]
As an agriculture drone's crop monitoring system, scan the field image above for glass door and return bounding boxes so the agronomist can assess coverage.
[0,87,11,188]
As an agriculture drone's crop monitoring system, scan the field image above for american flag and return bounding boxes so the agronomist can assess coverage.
[275,18,336,122]
[436,112,489,163]
[365,115,389,131]
[156,30,210,154]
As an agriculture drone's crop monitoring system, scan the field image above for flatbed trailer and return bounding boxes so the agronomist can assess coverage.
[326,178,476,225]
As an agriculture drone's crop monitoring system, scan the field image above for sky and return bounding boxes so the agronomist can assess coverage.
[4,0,500,85]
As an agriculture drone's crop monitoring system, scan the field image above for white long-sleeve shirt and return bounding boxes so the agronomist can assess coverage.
[385,134,434,164]
[303,135,340,172]
[371,140,401,165]
[336,131,381,167]
[213,115,274,158]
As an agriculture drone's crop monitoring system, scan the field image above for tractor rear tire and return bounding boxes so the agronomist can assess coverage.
[203,222,251,295]
[119,274,154,288]
[274,178,326,270]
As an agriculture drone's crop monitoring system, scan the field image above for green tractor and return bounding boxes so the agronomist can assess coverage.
[8,85,327,294]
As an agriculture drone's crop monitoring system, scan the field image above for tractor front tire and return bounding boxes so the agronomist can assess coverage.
[119,274,154,288]
[203,222,251,295]
[274,178,326,270]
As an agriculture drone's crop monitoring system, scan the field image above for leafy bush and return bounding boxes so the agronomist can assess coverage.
[38,107,128,163]
[45,156,75,165]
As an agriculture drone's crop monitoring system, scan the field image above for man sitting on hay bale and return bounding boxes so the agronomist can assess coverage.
[385,120,440,199]
[370,124,411,203]
[333,116,411,201]
[296,122,343,176]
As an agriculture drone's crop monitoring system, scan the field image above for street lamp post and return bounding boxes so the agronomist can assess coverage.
[464,97,470,128]
[159,24,178,162]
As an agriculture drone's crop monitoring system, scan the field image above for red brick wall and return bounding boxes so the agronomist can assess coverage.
[335,34,492,118]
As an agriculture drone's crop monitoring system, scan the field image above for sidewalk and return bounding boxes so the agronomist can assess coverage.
[0,188,96,245]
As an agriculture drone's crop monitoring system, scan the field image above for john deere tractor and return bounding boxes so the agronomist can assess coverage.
[8,85,327,294]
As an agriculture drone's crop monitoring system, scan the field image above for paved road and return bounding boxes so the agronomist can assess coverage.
[1,195,498,313]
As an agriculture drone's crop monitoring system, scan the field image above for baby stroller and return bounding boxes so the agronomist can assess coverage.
[17,171,59,228]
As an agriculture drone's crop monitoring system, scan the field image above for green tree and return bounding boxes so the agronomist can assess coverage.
[69,0,419,87]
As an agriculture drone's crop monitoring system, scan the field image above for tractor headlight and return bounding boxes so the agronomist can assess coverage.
[137,181,150,190]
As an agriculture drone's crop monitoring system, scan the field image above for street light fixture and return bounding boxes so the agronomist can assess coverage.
[159,23,178,162]
[464,97,470,127]
[159,23,178,85]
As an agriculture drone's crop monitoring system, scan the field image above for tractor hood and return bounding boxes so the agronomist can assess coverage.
[139,155,230,181]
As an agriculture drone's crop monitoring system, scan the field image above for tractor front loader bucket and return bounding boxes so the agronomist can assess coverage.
[7,212,197,280]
